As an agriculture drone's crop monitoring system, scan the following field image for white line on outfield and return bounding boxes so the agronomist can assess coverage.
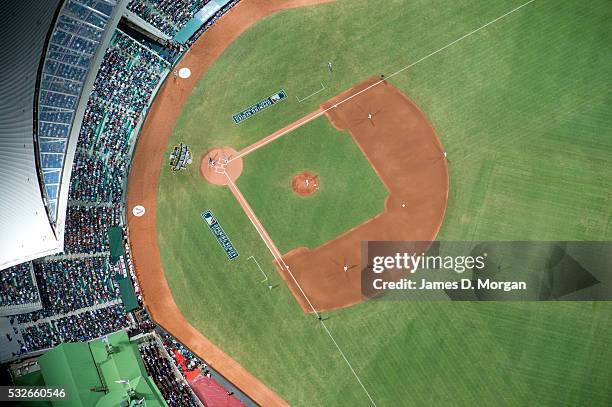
[233,0,536,162]
[223,171,378,406]
[296,82,326,103]
[320,320,378,407]
[317,0,537,115]
[247,255,268,283]
[385,0,537,81]
[224,2,537,404]
[274,255,379,406]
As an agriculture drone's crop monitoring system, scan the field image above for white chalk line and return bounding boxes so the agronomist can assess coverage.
[223,171,377,406]
[320,320,378,407]
[386,0,537,81]
[230,110,325,162]
[318,0,537,117]
[224,2,537,405]
[296,82,326,103]
[277,254,379,406]
[247,255,268,283]
[233,0,536,165]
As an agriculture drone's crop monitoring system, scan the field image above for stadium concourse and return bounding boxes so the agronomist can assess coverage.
[1,0,251,405]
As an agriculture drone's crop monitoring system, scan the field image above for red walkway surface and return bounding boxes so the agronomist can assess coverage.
[172,348,244,406]
[172,349,201,382]
[190,374,244,407]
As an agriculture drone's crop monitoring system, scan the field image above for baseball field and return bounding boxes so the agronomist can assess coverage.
[128,0,612,405]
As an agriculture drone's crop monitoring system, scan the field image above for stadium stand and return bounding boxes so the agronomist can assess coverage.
[64,206,122,253]
[3,0,251,404]
[139,336,201,407]
[158,330,246,406]
[186,0,240,46]
[4,0,239,349]
[35,257,120,314]
[37,0,119,224]
[8,29,171,357]
[52,304,127,343]
[127,0,210,37]
[15,303,128,353]
[0,264,40,311]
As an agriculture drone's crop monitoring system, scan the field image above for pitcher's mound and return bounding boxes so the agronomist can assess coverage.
[200,147,242,185]
[292,172,319,196]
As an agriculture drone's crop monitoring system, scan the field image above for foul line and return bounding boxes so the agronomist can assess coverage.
[232,0,536,164]
[385,0,536,81]
[223,171,378,406]
[296,82,326,103]
[223,2,537,405]
[230,109,325,162]
[314,0,537,116]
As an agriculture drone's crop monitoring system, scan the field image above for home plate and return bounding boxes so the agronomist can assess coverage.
[132,205,146,217]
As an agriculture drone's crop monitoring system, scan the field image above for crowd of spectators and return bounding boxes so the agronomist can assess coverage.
[19,305,128,353]
[91,31,167,117]
[185,0,240,47]
[127,0,175,36]
[77,103,135,158]
[0,263,39,308]
[69,153,126,203]
[139,339,200,407]
[14,310,46,325]
[52,305,128,343]
[127,319,157,338]
[8,28,171,358]
[3,11,252,404]
[162,332,205,374]
[127,0,242,54]
[158,40,184,63]
[128,0,210,37]
[20,323,57,353]
[37,0,116,220]
[35,257,120,316]
[64,206,122,254]
[8,28,172,357]
[70,30,168,205]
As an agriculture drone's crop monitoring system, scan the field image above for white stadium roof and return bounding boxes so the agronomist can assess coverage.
[0,0,63,269]
[0,0,119,270]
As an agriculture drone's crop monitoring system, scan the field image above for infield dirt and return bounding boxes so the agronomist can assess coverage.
[126,1,336,405]
[278,77,449,312]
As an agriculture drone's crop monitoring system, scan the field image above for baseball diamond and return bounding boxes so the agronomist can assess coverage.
[4,0,611,406]
[124,0,612,406]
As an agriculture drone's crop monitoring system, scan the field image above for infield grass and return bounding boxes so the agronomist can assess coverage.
[237,116,388,253]
[157,0,612,405]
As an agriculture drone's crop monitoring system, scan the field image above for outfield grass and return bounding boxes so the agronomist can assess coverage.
[157,0,612,405]
[237,116,388,253]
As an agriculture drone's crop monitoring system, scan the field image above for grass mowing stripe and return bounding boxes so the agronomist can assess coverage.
[158,0,612,404]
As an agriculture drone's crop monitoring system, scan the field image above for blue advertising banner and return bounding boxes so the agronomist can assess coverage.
[232,90,287,124]
[201,210,239,260]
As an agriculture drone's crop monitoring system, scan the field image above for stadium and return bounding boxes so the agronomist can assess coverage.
[0,0,611,406]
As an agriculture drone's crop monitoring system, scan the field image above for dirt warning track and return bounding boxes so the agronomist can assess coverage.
[278,77,449,312]
[126,0,336,405]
